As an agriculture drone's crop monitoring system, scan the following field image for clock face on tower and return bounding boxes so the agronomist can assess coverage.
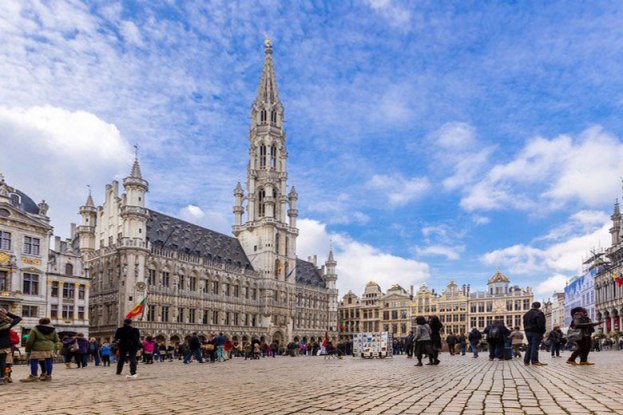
[136,282,146,291]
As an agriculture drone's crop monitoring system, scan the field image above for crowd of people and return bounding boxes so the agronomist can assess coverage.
[0,301,609,385]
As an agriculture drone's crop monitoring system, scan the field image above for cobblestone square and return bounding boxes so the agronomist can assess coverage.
[3,351,623,415]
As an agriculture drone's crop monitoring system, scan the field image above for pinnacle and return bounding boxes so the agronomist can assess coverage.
[130,158,142,179]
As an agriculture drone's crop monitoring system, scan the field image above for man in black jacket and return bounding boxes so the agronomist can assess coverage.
[522,302,547,366]
[183,332,203,364]
[114,318,141,378]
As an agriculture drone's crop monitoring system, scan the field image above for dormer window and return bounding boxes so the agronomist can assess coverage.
[10,193,21,206]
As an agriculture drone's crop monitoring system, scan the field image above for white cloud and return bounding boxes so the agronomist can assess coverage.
[414,244,464,261]
[461,127,623,212]
[534,274,569,298]
[367,174,430,207]
[481,212,611,276]
[0,105,132,235]
[365,0,412,27]
[297,218,430,294]
[472,215,490,225]
[180,204,205,220]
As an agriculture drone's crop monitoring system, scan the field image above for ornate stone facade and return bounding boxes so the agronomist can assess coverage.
[0,173,52,340]
[338,270,533,339]
[83,41,338,345]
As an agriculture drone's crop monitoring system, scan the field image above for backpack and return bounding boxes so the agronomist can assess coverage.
[489,327,501,340]
[9,329,19,345]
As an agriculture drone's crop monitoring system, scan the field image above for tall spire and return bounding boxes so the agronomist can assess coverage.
[85,186,95,207]
[256,37,281,106]
[130,158,142,179]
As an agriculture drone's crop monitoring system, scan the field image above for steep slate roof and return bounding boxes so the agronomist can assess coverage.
[146,209,252,269]
[295,258,326,288]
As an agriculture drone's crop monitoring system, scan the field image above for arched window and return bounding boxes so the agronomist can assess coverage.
[65,263,74,276]
[275,233,280,254]
[270,144,276,169]
[259,145,266,169]
[271,110,277,124]
[260,110,267,123]
[258,189,265,217]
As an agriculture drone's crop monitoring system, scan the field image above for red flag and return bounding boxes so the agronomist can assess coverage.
[321,331,329,347]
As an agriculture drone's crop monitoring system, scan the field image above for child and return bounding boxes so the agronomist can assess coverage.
[100,343,112,367]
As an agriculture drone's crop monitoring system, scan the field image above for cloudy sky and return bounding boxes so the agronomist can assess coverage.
[1,1,623,299]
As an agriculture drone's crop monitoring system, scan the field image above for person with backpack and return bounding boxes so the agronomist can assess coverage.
[20,317,60,382]
[484,320,510,360]
[508,327,524,359]
[0,308,22,385]
[183,332,203,364]
[523,302,547,366]
[446,332,458,356]
[114,318,141,378]
[566,307,602,365]
[467,328,482,358]
[413,316,433,366]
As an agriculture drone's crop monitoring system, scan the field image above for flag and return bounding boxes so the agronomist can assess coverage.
[126,297,146,319]
[614,274,623,287]
[321,331,329,347]
[339,321,345,332]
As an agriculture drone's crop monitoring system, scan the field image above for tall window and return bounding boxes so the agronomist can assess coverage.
[23,273,39,295]
[62,305,74,319]
[0,270,8,291]
[212,310,219,325]
[270,110,277,124]
[275,233,280,254]
[24,236,40,255]
[224,312,230,325]
[147,269,156,285]
[260,109,267,123]
[65,263,74,276]
[224,283,230,296]
[50,304,58,319]
[189,309,196,323]
[189,277,196,291]
[258,189,265,217]
[0,231,11,250]
[233,285,239,297]
[162,306,169,322]
[146,305,155,322]
[234,313,239,325]
[162,271,170,287]
[270,144,276,169]
[177,308,184,323]
[78,306,85,320]
[202,310,209,324]
[63,283,75,299]
[213,281,219,295]
[259,145,267,168]
[178,275,185,290]
[78,285,86,299]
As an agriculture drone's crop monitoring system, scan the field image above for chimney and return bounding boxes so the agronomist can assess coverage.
[54,236,61,252]
[410,285,414,297]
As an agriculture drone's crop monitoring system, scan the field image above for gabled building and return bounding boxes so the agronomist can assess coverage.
[0,173,52,341]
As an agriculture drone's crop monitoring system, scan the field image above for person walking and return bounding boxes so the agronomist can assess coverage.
[75,333,89,368]
[428,316,443,365]
[549,326,563,358]
[183,333,203,364]
[143,336,156,364]
[458,333,467,356]
[508,327,524,359]
[567,307,602,366]
[484,320,510,360]
[467,328,482,358]
[114,318,140,378]
[88,337,101,366]
[20,318,60,382]
[100,342,112,366]
[446,332,458,356]
[523,302,547,366]
[405,331,414,358]
[0,308,22,385]
[214,332,226,362]
[413,316,433,366]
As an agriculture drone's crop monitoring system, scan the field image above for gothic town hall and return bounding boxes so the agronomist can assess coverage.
[81,41,339,346]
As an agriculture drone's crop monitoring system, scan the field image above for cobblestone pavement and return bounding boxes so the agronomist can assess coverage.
[2,351,623,415]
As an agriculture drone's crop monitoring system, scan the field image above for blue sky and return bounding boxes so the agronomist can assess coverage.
[1,0,623,299]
